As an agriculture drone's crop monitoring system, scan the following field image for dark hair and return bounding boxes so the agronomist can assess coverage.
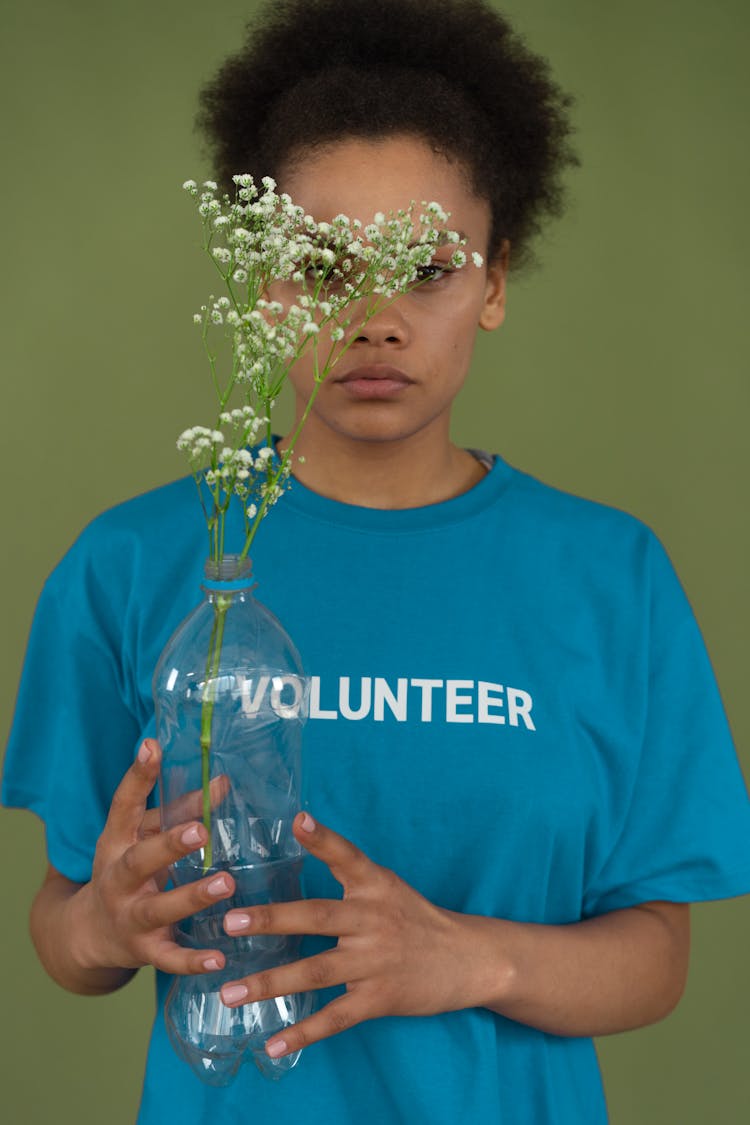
[195,0,580,274]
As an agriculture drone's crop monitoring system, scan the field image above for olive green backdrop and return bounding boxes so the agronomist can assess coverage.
[1,1,747,1121]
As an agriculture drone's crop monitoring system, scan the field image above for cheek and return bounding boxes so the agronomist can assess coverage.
[417,298,480,364]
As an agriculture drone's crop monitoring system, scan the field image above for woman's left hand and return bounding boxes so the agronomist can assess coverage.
[219,811,482,1058]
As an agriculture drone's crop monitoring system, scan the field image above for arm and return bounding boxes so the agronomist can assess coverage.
[218,814,690,1056]
[454,898,689,1036]
[28,739,237,997]
[30,866,136,996]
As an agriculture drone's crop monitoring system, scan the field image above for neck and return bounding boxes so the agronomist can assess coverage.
[276,417,487,509]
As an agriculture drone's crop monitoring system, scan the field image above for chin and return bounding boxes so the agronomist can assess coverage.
[325,412,431,446]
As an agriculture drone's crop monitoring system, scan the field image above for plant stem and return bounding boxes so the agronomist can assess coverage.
[199,593,231,871]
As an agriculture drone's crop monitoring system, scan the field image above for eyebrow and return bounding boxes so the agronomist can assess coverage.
[312,229,468,254]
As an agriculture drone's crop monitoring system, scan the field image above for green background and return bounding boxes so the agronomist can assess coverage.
[1,0,748,1120]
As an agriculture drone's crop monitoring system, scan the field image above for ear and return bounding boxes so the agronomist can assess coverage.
[478,239,510,332]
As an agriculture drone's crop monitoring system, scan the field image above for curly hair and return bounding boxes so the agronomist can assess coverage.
[195,0,580,274]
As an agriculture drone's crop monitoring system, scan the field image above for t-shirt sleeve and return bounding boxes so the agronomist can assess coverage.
[582,530,750,917]
[2,532,144,884]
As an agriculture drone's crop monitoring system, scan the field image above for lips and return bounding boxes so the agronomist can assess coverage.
[335,364,415,400]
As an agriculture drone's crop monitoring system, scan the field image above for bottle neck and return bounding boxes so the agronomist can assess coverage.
[202,555,255,597]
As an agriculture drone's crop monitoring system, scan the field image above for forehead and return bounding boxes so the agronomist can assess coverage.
[278,133,490,237]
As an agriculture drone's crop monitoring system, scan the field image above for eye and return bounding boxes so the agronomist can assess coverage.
[414,263,453,284]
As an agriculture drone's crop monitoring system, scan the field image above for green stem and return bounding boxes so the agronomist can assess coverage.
[199,593,231,871]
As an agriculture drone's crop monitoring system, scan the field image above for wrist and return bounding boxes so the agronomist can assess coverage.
[445,910,519,1012]
[63,882,136,989]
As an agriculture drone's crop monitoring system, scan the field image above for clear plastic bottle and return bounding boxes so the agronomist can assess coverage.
[152,556,313,1085]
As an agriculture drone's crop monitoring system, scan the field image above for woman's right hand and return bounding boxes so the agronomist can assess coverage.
[31,738,235,991]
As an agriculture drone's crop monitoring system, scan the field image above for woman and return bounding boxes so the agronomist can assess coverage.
[4,1,750,1122]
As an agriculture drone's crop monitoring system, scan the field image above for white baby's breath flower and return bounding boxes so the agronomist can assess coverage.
[184,176,463,558]
[426,201,448,223]
[472,252,484,268]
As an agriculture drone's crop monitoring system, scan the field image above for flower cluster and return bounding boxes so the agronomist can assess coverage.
[180,175,478,562]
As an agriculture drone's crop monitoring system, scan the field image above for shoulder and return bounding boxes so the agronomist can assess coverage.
[496,456,661,567]
[481,456,697,635]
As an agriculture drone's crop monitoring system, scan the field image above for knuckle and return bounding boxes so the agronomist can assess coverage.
[252,906,271,933]
[253,970,274,999]
[120,845,141,877]
[133,897,157,931]
[311,900,334,930]
[374,864,399,890]
[192,883,212,911]
[308,958,333,989]
[328,1005,353,1034]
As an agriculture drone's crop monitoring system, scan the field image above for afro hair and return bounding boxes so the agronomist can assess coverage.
[195,0,580,274]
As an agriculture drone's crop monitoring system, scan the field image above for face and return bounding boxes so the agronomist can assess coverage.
[271,133,508,449]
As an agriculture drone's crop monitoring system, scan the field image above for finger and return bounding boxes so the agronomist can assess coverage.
[224,897,357,939]
[264,994,363,1058]
[147,937,229,977]
[158,773,232,831]
[131,869,236,931]
[140,775,231,840]
[103,739,161,845]
[220,950,349,1009]
[117,819,229,893]
[293,813,375,890]
[140,807,162,838]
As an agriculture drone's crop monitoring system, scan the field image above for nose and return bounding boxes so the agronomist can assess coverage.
[348,294,410,348]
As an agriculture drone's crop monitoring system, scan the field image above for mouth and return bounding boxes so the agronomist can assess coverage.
[335,364,415,400]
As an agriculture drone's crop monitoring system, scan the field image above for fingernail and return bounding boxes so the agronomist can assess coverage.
[207,875,229,896]
[300,813,315,833]
[225,912,251,934]
[222,984,248,1005]
[266,1039,287,1058]
[181,824,203,847]
[203,957,221,972]
[138,742,152,764]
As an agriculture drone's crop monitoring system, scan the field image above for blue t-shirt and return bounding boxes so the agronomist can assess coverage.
[4,449,750,1124]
